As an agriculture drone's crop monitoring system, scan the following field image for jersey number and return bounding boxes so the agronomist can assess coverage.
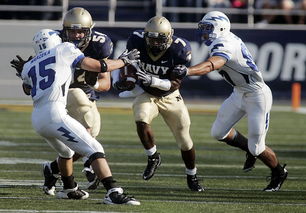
[28,56,56,97]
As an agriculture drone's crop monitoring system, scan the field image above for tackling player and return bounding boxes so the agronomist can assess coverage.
[16,28,140,204]
[115,16,204,191]
[11,7,115,193]
[186,11,288,191]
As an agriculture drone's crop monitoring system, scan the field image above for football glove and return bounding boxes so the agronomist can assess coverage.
[171,65,188,80]
[135,66,152,87]
[85,71,99,86]
[10,55,33,78]
[119,49,140,65]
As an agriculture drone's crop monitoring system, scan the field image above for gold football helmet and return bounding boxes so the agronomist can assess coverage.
[144,16,173,55]
[62,7,94,49]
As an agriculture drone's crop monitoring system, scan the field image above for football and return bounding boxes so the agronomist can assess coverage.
[117,64,138,91]
[120,64,137,82]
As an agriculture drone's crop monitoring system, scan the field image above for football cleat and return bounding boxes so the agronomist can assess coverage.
[82,167,100,190]
[103,187,140,205]
[243,152,257,172]
[187,174,204,192]
[42,162,58,196]
[263,164,288,192]
[56,184,89,199]
[143,153,161,180]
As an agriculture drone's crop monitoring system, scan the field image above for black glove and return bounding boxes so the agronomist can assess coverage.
[10,55,33,78]
[119,49,140,65]
[171,65,188,80]
[85,71,99,86]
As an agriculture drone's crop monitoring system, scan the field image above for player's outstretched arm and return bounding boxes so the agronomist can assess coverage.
[80,49,140,73]
[187,56,226,76]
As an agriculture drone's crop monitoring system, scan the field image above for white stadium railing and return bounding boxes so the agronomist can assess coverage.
[0,0,306,29]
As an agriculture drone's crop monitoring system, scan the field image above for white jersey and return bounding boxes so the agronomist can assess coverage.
[209,32,265,93]
[21,42,85,107]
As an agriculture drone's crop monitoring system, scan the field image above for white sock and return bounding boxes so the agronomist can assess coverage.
[186,167,197,176]
[145,145,157,156]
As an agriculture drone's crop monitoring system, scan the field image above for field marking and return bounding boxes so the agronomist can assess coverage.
[0,210,120,213]
[1,157,306,170]
[0,102,303,113]
[0,197,306,208]
[2,140,306,153]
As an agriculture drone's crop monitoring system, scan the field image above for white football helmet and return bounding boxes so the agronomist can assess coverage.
[198,11,230,46]
[32,29,62,54]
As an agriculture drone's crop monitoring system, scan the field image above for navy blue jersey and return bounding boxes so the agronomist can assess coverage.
[58,30,113,100]
[127,30,191,97]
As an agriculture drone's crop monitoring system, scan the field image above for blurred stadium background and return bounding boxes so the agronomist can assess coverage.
[0,0,305,110]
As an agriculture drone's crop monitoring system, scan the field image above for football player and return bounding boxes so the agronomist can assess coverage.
[16,28,140,204]
[50,7,112,192]
[115,16,204,191]
[10,7,135,195]
[186,11,288,191]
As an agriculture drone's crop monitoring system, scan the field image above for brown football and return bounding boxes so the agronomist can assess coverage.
[118,65,137,90]
[119,64,137,83]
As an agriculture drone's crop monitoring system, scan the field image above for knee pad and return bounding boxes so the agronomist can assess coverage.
[87,152,106,165]
[173,125,193,151]
[211,121,231,141]
[248,141,265,156]
[211,127,225,141]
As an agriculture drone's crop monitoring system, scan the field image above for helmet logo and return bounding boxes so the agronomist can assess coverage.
[48,31,57,36]
[207,16,229,22]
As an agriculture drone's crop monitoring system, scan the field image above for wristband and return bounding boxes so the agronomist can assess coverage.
[99,60,108,73]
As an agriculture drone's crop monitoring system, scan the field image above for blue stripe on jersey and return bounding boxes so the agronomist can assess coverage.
[72,54,85,68]
[211,43,224,52]
[212,52,230,61]
[265,112,270,130]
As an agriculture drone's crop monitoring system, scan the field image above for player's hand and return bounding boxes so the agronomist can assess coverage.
[119,49,140,65]
[10,55,33,78]
[171,65,188,80]
[85,71,99,86]
[135,66,152,87]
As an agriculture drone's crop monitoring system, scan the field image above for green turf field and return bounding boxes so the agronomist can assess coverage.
[0,104,305,213]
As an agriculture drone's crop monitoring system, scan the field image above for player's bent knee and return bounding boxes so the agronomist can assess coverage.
[87,152,106,165]
[58,150,74,159]
[248,145,265,156]
[180,142,193,151]
[211,128,226,141]
[82,108,95,128]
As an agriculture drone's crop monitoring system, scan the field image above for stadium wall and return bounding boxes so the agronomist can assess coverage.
[1,22,305,101]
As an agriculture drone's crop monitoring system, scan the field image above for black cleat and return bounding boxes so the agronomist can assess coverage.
[243,152,257,172]
[82,167,99,190]
[263,164,288,192]
[42,162,58,196]
[187,174,204,192]
[143,153,161,180]
[103,187,140,205]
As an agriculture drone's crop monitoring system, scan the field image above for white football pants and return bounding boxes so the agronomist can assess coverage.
[31,102,104,158]
[211,84,272,156]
